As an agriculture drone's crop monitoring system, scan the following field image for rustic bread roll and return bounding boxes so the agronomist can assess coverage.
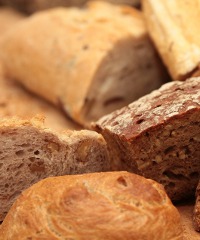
[93,77,200,201]
[0,1,168,125]
[0,171,182,239]
[1,0,141,14]
[193,181,200,231]
[0,117,109,221]
[142,0,200,80]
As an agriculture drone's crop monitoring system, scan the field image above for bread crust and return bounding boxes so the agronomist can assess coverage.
[94,77,200,201]
[0,171,182,239]
[142,0,200,80]
[0,1,167,124]
[0,117,109,220]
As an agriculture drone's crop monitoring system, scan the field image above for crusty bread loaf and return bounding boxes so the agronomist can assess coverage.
[142,0,200,80]
[0,171,182,239]
[0,117,109,221]
[0,1,168,125]
[0,73,79,131]
[93,77,200,201]
[193,181,200,231]
[1,0,141,14]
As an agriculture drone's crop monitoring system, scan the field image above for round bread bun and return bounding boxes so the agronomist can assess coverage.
[0,171,182,239]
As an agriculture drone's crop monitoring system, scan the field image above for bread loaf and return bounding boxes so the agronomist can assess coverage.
[142,0,200,80]
[0,73,79,131]
[193,181,200,231]
[0,171,182,239]
[1,0,141,14]
[93,77,200,201]
[0,117,109,220]
[0,1,168,125]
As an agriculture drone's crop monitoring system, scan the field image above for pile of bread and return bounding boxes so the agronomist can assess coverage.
[0,0,199,239]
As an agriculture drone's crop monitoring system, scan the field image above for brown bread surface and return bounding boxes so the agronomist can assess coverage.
[94,77,200,201]
[0,171,182,240]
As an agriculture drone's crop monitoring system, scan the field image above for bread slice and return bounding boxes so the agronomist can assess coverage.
[1,0,141,14]
[142,0,200,80]
[193,181,200,231]
[0,171,182,239]
[0,1,168,125]
[93,77,200,201]
[0,73,79,131]
[0,117,109,221]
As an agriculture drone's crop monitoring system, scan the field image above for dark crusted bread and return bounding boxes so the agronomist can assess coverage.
[0,171,182,240]
[93,77,200,201]
[193,181,200,231]
[0,117,109,221]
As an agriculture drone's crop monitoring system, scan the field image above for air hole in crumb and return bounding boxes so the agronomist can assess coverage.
[117,176,128,187]
[34,150,40,155]
[29,157,36,162]
[164,146,174,154]
[136,119,145,124]
[155,104,162,108]
[5,183,9,188]
[189,172,199,179]
[163,170,187,181]
[145,132,149,137]
[16,150,24,157]
[174,87,183,91]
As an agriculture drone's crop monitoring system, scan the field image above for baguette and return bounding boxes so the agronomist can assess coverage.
[0,117,109,220]
[0,1,168,125]
[0,171,182,239]
[93,77,200,201]
[142,0,200,80]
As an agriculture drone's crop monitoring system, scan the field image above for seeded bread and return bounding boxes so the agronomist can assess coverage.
[93,77,200,201]
[0,1,168,125]
[1,0,141,14]
[193,181,200,231]
[0,117,109,221]
[0,171,182,240]
[142,0,200,80]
